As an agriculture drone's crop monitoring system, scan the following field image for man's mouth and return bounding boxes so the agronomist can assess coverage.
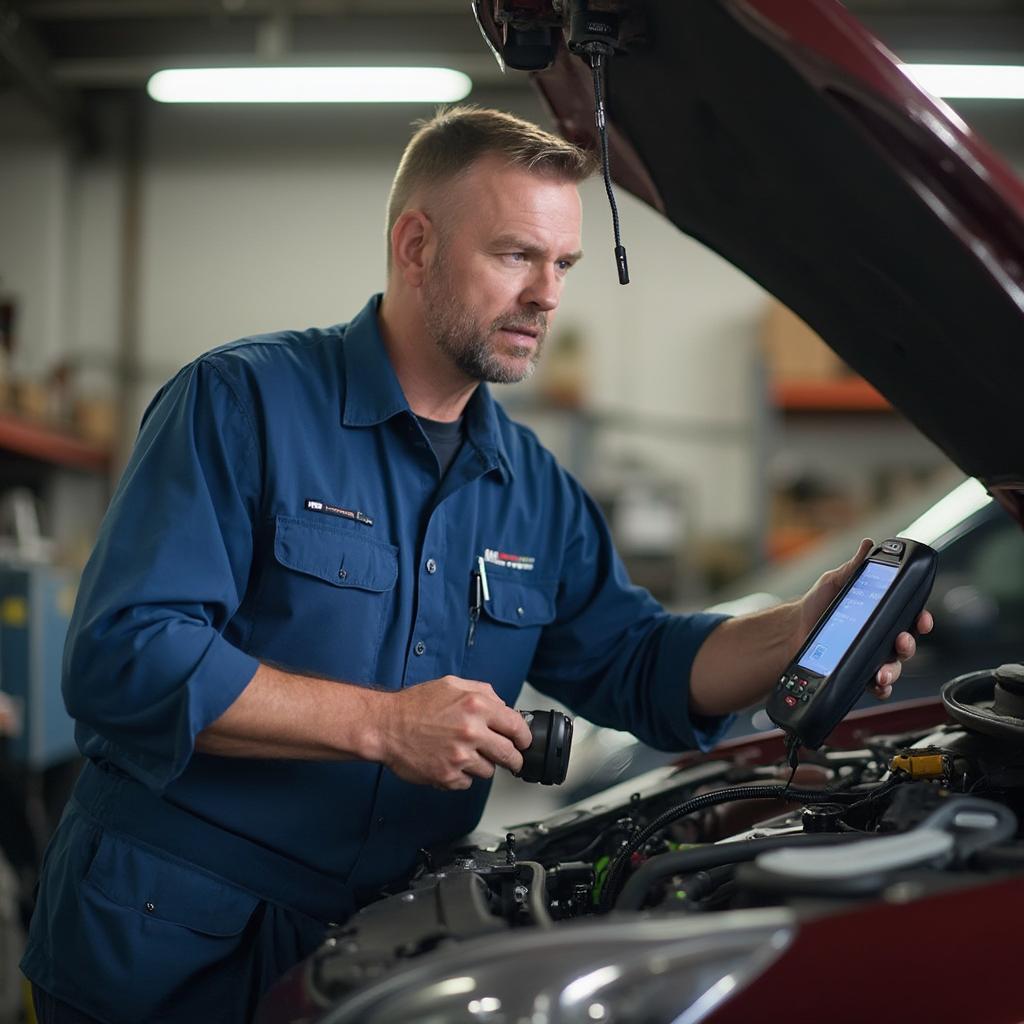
[498,324,542,340]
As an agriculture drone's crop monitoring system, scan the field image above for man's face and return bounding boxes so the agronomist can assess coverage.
[420,156,583,385]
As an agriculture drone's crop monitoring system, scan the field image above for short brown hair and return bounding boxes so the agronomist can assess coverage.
[386,105,596,252]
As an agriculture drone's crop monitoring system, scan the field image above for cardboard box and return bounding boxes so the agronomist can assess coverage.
[760,300,848,382]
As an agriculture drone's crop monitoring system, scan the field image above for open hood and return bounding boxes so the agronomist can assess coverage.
[474,0,1024,526]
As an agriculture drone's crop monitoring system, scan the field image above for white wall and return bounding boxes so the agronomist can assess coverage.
[0,102,72,378]
[66,147,122,397]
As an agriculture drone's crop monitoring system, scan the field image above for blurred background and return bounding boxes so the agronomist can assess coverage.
[1,1,1024,1015]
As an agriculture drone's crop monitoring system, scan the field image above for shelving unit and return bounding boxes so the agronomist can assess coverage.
[772,378,891,413]
[765,374,947,562]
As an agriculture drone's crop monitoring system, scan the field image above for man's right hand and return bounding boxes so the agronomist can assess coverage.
[378,676,534,790]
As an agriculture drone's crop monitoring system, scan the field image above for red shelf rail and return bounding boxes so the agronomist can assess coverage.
[0,413,111,473]
[772,378,891,412]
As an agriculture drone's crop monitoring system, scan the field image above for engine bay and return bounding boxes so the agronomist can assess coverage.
[260,667,1024,1021]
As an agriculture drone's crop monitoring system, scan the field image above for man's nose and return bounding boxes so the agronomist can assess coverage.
[521,264,560,312]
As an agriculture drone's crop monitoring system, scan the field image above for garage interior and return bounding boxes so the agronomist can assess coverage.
[2,1,1024,1021]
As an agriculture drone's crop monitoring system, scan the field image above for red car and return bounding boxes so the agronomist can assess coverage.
[257,3,1024,1021]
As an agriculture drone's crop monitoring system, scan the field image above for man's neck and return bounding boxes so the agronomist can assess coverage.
[378,292,478,423]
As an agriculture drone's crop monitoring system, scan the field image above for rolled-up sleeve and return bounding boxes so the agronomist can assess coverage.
[63,358,262,792]
[528,483,734,752]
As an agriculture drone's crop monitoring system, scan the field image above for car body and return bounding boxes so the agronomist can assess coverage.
[257,2,1024,1021]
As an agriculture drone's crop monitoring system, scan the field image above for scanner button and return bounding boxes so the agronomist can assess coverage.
[785,681,796,692]
[800,694,810,702]
[784,695,798,708]
[796,678,808,689]
[883,540,905,555]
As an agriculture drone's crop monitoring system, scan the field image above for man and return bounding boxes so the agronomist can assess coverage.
[22,106,931,1023]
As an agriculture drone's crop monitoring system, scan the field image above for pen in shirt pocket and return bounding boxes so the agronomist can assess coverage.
[467,556,490,648]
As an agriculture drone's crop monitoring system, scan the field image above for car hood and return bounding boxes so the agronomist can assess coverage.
[476,0,1024,526]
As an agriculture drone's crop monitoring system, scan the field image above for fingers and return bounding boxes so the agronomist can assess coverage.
[842,538,873,574]
[476,733,525,776]
[456,687,532,751]
[490,704,534,751]
[874,658,901,691]
[872,678,893,700]
[869,615,932,703]
[851,537,873,566]
[894,631,917,661]
[436,732,522,791]
[455,681,530,748]
[873,655,905,699]
[395,677,534,790]
[460,752,499,781]
[827,539,874,595]
[433,755,493,791]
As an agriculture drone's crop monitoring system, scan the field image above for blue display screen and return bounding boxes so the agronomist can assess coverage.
[796,561,900,676]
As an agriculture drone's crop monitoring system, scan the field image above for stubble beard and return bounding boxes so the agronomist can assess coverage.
[422,252,546,385]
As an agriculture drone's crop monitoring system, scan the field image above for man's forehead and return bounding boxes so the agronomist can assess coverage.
[452,156,582,237]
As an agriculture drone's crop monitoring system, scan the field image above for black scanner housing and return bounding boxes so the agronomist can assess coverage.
[767,538,937,750]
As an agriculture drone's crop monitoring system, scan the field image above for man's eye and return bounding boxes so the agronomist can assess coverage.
[556,260,573,272]
[504,252,527,263]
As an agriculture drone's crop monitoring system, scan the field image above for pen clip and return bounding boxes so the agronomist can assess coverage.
[467,570,482,648]
[477,556,490,603]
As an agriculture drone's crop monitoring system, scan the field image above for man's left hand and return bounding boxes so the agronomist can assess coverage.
[798,538,934,701]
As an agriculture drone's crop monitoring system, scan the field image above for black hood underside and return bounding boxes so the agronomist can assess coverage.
[533,0,1024,521]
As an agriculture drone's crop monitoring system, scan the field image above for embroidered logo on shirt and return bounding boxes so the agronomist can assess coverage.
[305,499,374,527]
[483,548,535,571]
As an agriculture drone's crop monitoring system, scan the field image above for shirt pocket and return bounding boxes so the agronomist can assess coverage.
[254,514,399,683]
[463,570,558,698]
[77,831,261,1021]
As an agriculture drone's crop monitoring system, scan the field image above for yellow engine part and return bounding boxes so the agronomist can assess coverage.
[890,752,948,779]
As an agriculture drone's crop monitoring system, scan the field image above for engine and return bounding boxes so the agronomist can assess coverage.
[256,667,1024,1022]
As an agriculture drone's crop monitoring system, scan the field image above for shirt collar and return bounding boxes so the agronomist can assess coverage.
[463,380,515,483]
[340,295,410,428]
[340,294,514,483]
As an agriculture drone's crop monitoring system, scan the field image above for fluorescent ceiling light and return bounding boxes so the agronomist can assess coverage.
[902,63,1024,100]
[147,67,472,103]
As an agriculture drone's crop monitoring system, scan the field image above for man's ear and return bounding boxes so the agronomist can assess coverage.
[390,210,434,287]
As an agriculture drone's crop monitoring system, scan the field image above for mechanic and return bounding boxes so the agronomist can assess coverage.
[21,106,932,1024]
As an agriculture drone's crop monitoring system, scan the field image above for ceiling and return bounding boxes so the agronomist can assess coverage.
[3,0,1023,139]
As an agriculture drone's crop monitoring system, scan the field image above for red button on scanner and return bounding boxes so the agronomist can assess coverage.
[796,678,808,689]
[784,695,798,708]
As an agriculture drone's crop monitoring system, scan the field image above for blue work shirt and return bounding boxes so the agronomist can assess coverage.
[23,295,731,1022]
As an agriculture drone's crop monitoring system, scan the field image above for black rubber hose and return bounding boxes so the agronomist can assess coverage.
[516,860,553,930]
[972,845,1024,869]
[678,864,736,904]
[615,831,872,912]
[598,780,896,913]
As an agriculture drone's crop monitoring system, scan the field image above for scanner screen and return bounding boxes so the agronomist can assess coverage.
[796,561,900,676]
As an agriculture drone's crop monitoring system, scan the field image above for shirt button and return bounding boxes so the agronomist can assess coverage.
[377,816,385,826]
[425,558,437,575]
[144,901,155,914]
[414,640,426,656]
[516,606,525,617]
